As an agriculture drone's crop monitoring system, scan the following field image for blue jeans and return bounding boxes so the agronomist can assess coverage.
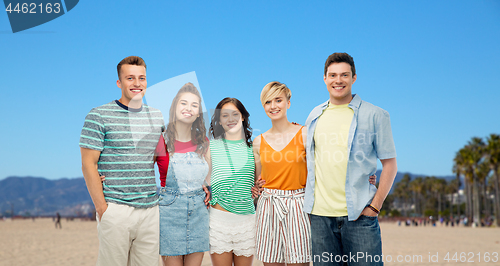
[310,215,383,266]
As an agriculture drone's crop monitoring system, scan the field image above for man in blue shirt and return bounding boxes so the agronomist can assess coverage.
[304,53,397,265]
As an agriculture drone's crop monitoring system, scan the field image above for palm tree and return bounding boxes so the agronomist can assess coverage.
[458,147,474,225]
[487,174,497,221]
[425,176,447,219]
[486,134,500,226]
[452,151,464,219]
[393,174,411,217]
[409,177,424,216]
[476,161,491,219]
[435,178,447,219]
[447,178,461,220]
[463,137,486,227]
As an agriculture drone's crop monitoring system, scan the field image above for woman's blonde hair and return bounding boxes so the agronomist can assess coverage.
[260,81,291,106]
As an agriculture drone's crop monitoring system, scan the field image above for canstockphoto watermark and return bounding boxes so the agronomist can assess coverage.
[292,252,499,263]
[293,252,387,263]
[3,0,79,33]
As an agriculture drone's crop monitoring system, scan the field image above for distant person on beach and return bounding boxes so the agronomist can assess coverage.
[304,52,397,266]
[55,212,61,229]
[79,56,166,266]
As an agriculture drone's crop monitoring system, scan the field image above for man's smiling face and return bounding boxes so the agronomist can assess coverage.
[324,62,356,105]
[117,64,147,105]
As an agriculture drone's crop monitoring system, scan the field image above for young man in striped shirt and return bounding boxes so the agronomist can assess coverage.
[79,56,165,265]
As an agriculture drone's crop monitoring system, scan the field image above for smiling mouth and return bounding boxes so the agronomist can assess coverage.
[130,89,143,93]
[333,86,345,91]
[270,110,280,114]
[181,112,193,117]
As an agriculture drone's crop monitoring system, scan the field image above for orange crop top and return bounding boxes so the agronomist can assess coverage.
[260,127,307,190]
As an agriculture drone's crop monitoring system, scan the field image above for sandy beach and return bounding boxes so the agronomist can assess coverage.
[0,218,498,266]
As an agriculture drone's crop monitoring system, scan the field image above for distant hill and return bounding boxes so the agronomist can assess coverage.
[0,172,456,217]
[0,176,92,217]
[374,170,457,193]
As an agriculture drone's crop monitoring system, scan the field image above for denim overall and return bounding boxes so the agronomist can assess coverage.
[159,152,209,256]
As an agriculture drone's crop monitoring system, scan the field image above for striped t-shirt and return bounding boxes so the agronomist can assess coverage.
[209,138,255,214]
[79,100,165,208]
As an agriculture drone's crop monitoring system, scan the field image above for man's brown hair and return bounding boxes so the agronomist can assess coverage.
[324,53,356,77]
[117,56,147,78]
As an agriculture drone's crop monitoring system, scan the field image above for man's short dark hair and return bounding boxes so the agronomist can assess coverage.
[117,56,147,78]
[324,53,356,77]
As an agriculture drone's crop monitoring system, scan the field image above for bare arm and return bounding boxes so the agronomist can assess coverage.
[202,147,212,207]
[253,135,262,180]
[80,147,107,219]
[360,157,397,216]
[302,126,307,148]
[251,135,264,198]
[204,148,212,186]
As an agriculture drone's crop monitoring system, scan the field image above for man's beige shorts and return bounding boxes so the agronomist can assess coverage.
[96,202,159,266]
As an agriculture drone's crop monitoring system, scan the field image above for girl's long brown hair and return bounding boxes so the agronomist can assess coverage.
[209,97,252,147]
[166,83,207,156]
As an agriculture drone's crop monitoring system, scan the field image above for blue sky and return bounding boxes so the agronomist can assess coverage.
[1,0,499,180]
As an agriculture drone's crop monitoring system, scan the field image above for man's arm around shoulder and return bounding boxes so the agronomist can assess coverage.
[81,147,107,220]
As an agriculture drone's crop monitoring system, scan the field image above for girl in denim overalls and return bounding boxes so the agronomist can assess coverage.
[159,83,210,266]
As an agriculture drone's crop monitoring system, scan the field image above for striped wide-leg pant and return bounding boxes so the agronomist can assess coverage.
[255,188,312,263]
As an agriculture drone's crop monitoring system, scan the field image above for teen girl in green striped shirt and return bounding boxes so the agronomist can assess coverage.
[206,97,256,266]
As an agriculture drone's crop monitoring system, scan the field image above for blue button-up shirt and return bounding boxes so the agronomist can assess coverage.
[304,94,396,221]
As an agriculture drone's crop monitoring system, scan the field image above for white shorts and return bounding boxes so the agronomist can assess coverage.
[209,207,256,257]
[255,188,311,263]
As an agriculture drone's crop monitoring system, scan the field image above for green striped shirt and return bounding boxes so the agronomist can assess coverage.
[79,100,165,208]
[209,138,255,214]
